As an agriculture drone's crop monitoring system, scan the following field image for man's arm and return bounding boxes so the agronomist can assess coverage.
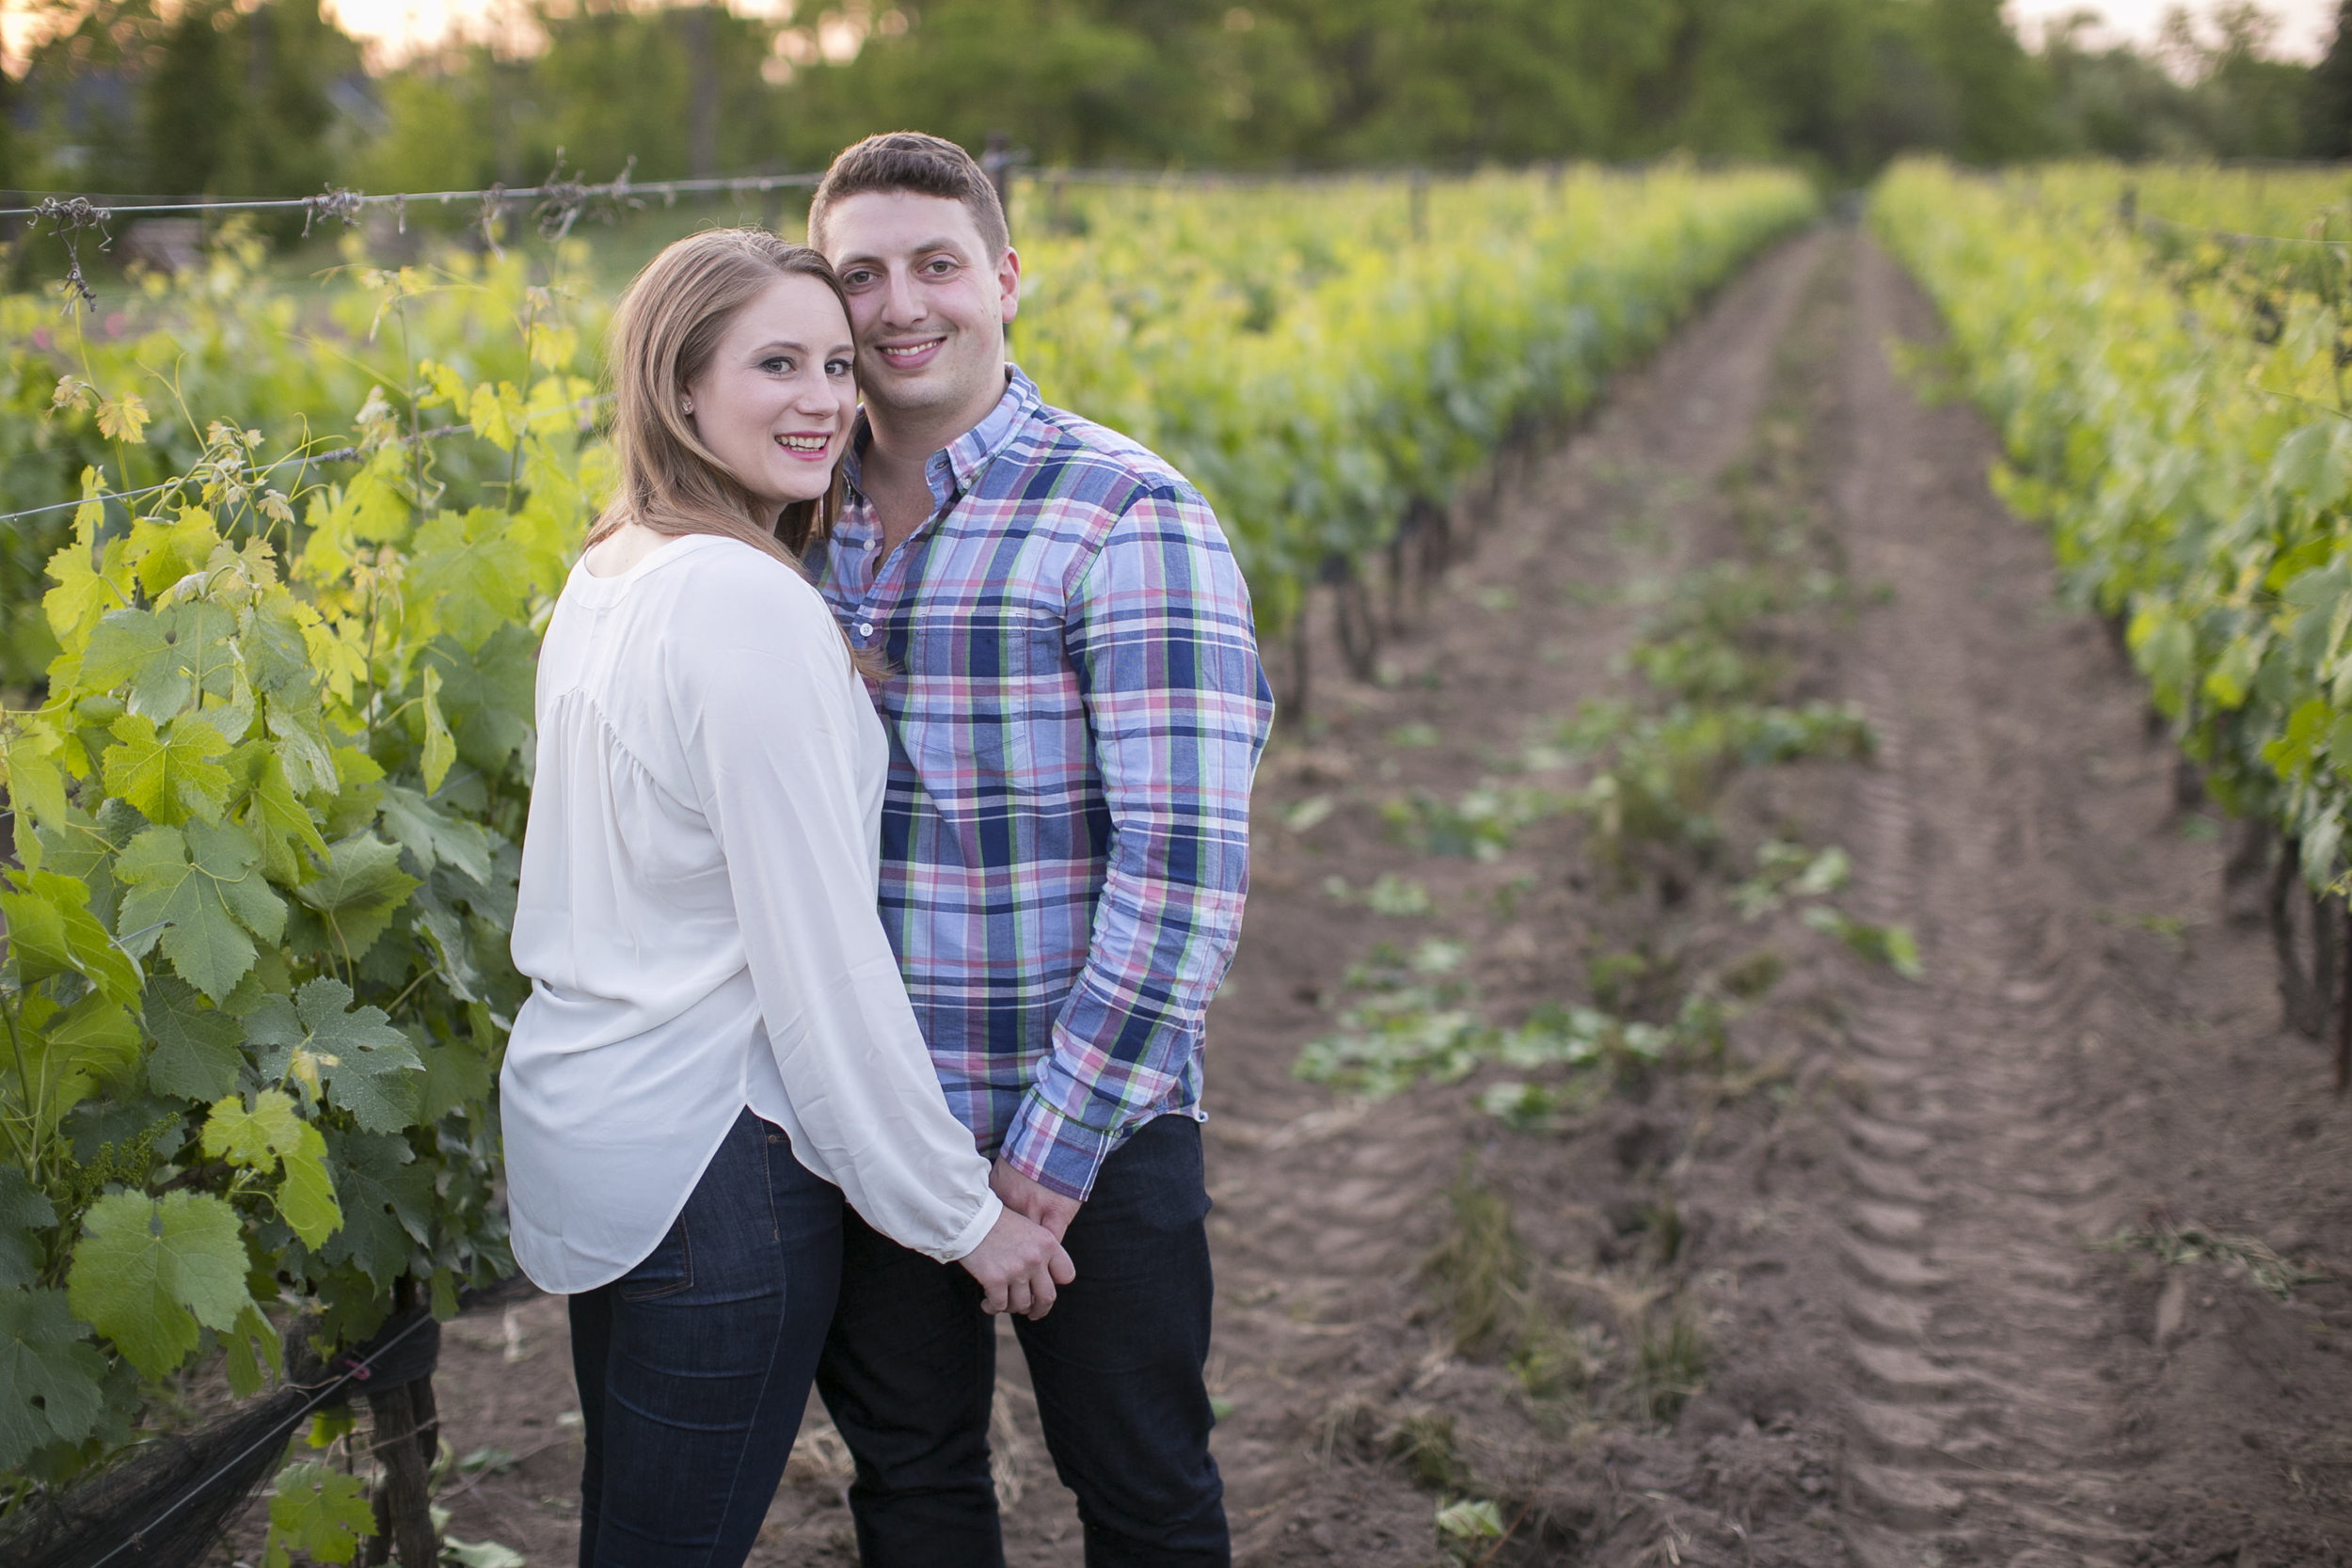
[993,484,1276,1205]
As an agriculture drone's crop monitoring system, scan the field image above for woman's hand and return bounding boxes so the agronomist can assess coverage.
[959,1209,1076,1319]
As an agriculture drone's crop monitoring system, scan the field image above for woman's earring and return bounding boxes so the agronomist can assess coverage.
[680,400,693,416]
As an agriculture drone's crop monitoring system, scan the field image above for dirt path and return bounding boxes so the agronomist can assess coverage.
[349,225,2352,1568]
[1820,240,2352,1568]
[1829,239,2161,1565]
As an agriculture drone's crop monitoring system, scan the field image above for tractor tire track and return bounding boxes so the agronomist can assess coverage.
[1829,237,2152,1567]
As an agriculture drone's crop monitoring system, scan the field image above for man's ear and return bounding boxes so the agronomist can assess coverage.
[998,246,1023,325]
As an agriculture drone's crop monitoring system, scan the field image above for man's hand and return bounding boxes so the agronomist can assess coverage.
[992,1157,1083,1243]
[959,1209,1075,1319]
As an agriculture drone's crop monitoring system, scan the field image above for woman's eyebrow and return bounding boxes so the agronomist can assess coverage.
[751,340,811,356]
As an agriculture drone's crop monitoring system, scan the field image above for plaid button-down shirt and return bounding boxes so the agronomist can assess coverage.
[816,367,1274,1201]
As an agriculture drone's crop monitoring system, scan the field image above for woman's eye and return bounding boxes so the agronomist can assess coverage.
[825,358,851,377]
[762,356,793,374]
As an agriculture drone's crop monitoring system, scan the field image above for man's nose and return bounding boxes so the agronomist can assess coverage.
[881,265,923,325]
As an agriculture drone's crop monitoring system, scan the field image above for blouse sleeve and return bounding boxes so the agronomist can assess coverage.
[670,562,1001,1263]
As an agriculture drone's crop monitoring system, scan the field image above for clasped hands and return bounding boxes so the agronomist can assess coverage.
[957,1157,1081,1320]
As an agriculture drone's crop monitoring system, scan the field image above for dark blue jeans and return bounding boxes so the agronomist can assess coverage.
[568,1108,843,1568]
[815,1113,1228,1568]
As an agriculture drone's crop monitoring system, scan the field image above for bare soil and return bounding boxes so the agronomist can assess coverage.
[252,226,2352,1568]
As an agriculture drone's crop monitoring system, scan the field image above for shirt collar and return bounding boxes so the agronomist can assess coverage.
[843,365,1040,515]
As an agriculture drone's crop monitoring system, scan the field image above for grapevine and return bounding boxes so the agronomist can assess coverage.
[1873,160,2352,1065]
[0,163,1811,1557]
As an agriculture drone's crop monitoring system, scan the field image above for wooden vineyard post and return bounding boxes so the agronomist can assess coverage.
[364,1282,441,1568]
[2338,896,2352,1096]
[364,1376,439,1567]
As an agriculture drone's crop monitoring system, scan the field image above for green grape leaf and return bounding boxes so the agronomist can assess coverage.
[0,1167,58,1290]
[264,696,339,799]
[82,601,238,722]
[267,1458,376,1566]
[66,1190,255,1379]
[202,1092,341,1255]
[199,1088,343,1248]
[201,1088,310,1172]
[40,993,142,1099]
[410,887,486,1004]
[0,1286,106,1469]
[43,475,135,650]
[102,712,235,827]
[143,975,246,1101]
[229,741,329,885]
[117,820,286,1004]
[276,1126,343,1251]
[244,598,315,699]
[378,783,494,887]
[1,868,143,1007]
[416,1036,494,1127]
[124,511,221,599]
[418,626,535,774]
[467,382,525,454]
[1,729,70,869]
[420,665,457,796]
[318,1130,432,1288]
[33,801,140,933]
[292,834,420,967]
[246,978,421,1134]
[408,508,530,652]
[222,1300,283,1398]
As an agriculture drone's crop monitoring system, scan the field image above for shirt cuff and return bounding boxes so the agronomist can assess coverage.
[1000,1091,1115,1203]
[930,1188,1007,1266]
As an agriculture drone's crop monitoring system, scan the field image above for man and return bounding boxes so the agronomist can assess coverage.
[806,131,1274,1567]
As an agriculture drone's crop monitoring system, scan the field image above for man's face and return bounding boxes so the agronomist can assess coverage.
[820,190,1020,434]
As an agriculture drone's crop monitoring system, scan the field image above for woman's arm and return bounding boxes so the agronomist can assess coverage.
[673,564,1018,1264]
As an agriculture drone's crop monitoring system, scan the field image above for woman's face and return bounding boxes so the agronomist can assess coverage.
[683,273,858,515]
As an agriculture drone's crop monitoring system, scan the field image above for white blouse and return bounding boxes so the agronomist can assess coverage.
[501,531,1002,1294]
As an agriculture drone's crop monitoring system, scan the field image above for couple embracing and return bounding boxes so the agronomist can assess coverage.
[496,131,1275,1568]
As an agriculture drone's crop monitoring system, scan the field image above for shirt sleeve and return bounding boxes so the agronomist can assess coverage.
[997,485,1277,1201]
[674,566,1003,1261]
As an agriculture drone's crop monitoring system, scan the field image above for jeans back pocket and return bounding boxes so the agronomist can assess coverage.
[616,1215,694,1302]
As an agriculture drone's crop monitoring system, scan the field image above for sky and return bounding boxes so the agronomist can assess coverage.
[2008,0,2335,57]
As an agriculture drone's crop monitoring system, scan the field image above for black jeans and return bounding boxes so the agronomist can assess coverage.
[816,1113,1229,1568]
[569,1108,843,1568]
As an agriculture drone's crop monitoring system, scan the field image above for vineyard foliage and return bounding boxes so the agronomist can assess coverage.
[0,166,1812,1501]
[1872,162,2352,889]
[1018,167,1819,631]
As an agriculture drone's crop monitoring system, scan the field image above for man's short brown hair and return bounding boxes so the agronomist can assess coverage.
[807,132,1009,261]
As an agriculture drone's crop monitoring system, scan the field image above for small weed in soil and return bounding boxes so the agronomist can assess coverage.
[1633,1299,1708,1423]
[2101,1214,2329,1301]
[1423,1170,1532,1358]
[1391,1409,1479,1494]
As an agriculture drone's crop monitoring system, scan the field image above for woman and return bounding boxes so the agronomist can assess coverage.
[500,230,1073,1568]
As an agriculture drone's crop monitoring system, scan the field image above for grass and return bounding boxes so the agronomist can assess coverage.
[1389,1410,1478,1492]
[1422,1170,1529,1358]
[1634,1299,1708,1422]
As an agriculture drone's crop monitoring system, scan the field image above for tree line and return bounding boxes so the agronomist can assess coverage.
[0,0,2343,220]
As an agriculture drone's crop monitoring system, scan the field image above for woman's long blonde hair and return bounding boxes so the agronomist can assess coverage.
[587,228,852,567]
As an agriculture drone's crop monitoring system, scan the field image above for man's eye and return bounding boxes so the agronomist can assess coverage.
[925,259,956,274]
[842,270,873,287]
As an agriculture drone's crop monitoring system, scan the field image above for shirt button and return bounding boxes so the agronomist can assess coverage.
[855,622,874,638]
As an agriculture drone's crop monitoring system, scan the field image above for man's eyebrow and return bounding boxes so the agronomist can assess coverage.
[838,237,971,268]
